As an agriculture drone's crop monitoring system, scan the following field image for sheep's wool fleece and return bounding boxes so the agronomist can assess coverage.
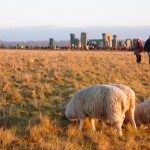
[65,84,127,122]
[135,99,150,125]
[111,84,135,109]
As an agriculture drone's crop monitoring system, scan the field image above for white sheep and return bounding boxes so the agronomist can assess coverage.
[134,99,150,126]
[65,84,128,136]
[110,84,137,129]
[87,84,137,129]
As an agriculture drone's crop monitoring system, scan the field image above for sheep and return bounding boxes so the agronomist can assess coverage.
[91,84,137,129]
[109,84,137,129]
[134,99,150,126]
[65,84,128,136]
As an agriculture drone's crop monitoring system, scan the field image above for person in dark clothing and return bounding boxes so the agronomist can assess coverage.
[134,38,144,63]
[144,37,150,64]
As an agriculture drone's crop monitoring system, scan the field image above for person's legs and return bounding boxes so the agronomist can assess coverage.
[139,54,141,63]
[136,55,141,63]
[136,55,139,63]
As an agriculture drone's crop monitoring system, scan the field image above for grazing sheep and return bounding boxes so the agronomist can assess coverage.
[65,84,128,136]
[134,99,150,126]
[110,84,137,129]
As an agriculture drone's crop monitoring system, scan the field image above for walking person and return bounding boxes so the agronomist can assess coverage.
[134,38,144,63]
[144,36,150,64]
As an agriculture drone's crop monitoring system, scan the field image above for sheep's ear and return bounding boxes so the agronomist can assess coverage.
[61,106,66,110]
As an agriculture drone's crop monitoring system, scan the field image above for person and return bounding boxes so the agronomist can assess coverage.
[144,36,150,64]
[134,38,144,63]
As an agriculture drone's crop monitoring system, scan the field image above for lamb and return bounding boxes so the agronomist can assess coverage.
[65,84,128,136]
[109,84,137,129]
[134,99,150,126]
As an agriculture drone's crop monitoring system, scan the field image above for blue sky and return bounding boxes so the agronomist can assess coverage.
[0,0,150,41]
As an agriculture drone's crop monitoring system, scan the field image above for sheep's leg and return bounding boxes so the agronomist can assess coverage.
[114,122,122,136]
[91,118,96,131]
[130,109,137,129]
[130,117,137,129]
[126,110,137,129]
[78,119,83,130]
[116,125,122,136]
[113,119,123,136]
[100,120,106,126]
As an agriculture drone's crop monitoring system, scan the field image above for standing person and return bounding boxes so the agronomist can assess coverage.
[144,36,150,64]
[134,38,144,63]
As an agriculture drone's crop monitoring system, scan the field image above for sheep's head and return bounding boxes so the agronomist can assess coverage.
[61,105,78,122]
[65,105,77,120]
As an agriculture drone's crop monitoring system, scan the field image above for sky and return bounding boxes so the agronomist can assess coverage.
[0,0,150,41]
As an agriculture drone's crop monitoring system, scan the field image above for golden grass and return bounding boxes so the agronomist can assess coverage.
[0,49,150,149]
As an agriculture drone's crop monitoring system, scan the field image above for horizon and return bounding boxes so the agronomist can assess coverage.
[0,25,150,42]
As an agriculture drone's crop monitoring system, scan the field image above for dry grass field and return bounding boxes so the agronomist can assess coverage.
[0,49,150,149]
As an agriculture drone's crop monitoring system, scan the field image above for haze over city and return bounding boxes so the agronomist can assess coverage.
[0,0,150,41]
